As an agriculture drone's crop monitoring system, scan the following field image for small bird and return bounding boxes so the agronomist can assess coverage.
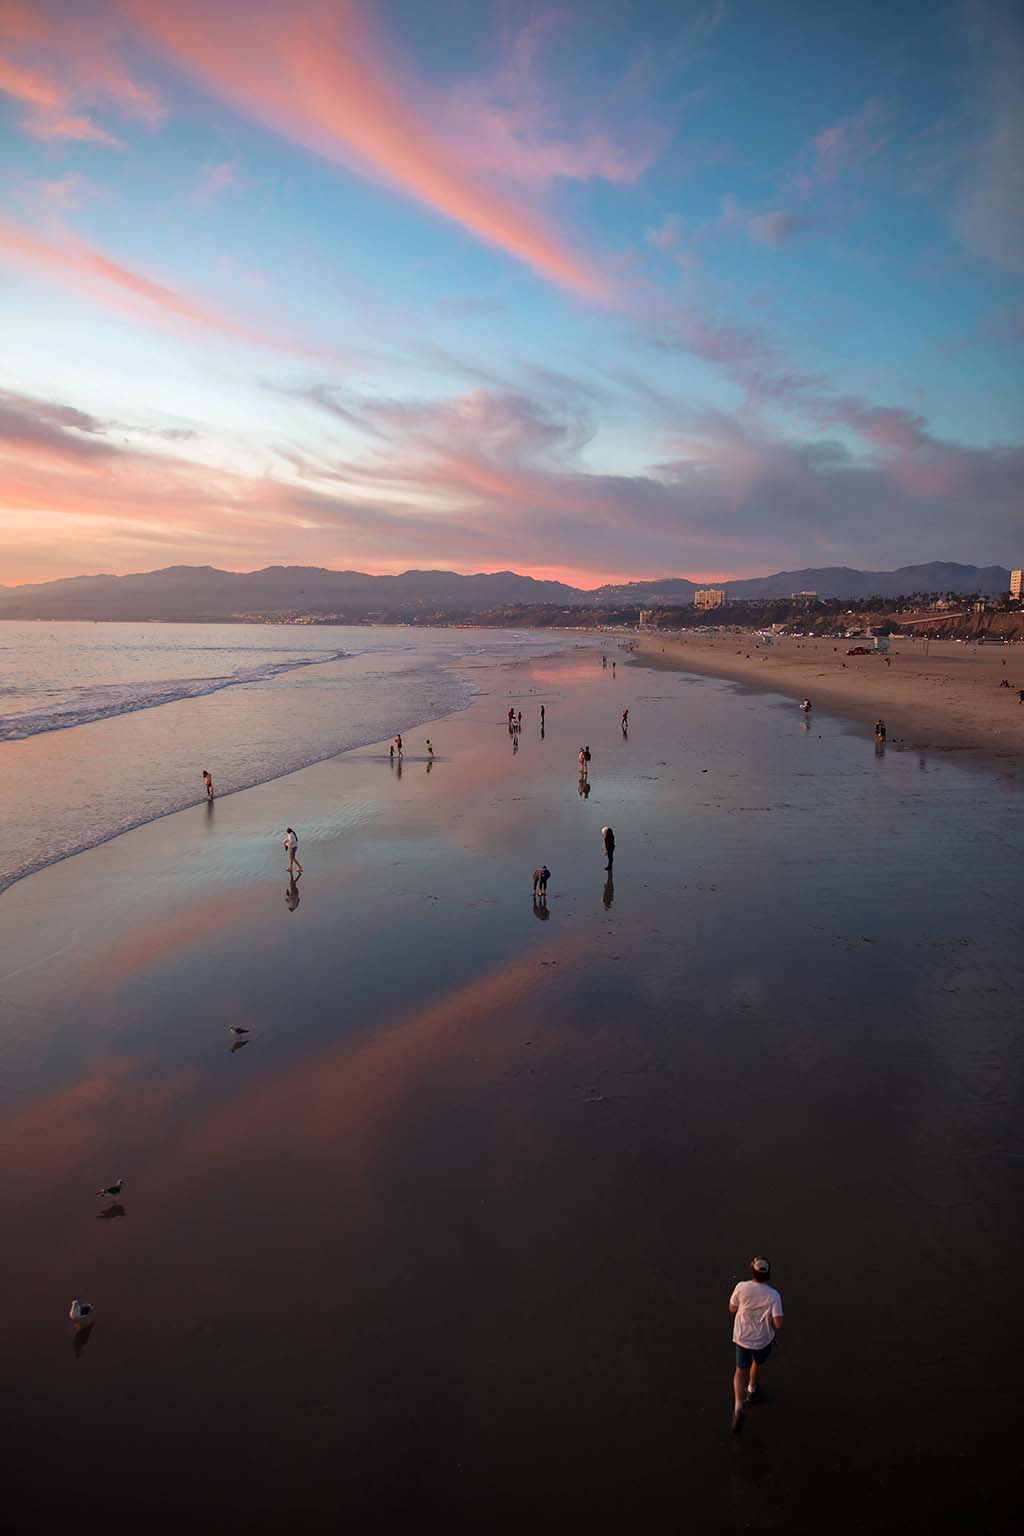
[229,1026,250,1036]
[95,1178,124,1199]
[69,1300,95,1323]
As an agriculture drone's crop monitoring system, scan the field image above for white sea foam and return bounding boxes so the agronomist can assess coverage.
[0,622,581,893]
[0,650,349,741]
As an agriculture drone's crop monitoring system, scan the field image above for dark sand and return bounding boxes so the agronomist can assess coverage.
[2,647,1022,1532]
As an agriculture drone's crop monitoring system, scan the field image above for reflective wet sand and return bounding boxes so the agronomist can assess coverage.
[1,650,1021,1531]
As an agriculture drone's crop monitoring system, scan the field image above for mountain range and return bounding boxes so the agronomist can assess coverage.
[0,562,1011,620]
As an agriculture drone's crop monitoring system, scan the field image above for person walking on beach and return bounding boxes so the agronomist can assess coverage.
[283,827,303,878]
[579,746,588,773]
[540,704,545,727]
[389,742,395,761]
[395,734,403,756]
[730,1257,783,1434]
[202,769,214,800]
[621,709,629,730]
[800,698,812,714]
[875,719,886,740]
[602,826,615,869]
[533,865,551,896]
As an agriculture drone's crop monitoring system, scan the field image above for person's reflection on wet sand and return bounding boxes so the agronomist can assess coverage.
[395,755,403,780]
[874,736,886,758]
[513,734,519,754]
[72,1322,95,1359]
[578,773,590,797]
[532,894,550,920]
[602,873,614,909]
[285,877,300,912]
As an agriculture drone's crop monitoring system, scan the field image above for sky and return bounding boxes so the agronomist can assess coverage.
[1,0,1021,589]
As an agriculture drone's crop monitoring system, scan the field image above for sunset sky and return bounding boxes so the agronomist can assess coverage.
[1,0,1021,588]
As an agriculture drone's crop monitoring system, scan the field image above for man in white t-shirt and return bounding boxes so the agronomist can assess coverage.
[729,1256,783,1433]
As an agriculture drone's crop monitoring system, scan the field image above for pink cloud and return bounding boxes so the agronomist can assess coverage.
[0,217,344,359]
[128,0,610,300]
[0,54,61,106]
[20,110,118,143]
[192,159,240,207]
[0,0,163,143]
[432,11,658,188]
[795,99,887,194]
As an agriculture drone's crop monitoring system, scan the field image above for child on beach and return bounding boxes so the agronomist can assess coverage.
[202,769,214,800]
[283,827,303,878]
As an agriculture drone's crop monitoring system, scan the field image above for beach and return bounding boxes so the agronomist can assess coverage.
[634,631,1024,763]
[2,639,1022,1532]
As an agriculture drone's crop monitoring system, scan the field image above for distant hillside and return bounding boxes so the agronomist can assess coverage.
[724,562,1011,600]
[0,561,1011,620]
[0,565,582,620]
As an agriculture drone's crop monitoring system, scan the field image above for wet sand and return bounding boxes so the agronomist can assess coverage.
[1,648,1022,1532]
[635,632,1024,762]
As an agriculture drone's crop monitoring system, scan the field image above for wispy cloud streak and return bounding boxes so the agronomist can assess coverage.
[128,0,610,299]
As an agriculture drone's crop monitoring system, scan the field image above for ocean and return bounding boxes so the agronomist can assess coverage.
[0,621,590,892]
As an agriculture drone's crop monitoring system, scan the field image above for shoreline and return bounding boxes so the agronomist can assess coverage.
[630,631,1024,766]
[0,629,593,897]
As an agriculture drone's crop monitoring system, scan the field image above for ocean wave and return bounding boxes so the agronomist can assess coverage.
[0,650,350,741]
[0,668,478,894]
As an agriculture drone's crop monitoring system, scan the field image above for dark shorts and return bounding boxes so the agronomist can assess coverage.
[735,1340,773,1369]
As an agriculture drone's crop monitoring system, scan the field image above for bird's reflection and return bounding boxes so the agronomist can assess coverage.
[96,1202,126,1220]
[230,1038,250,1053]
[602,874,614,909]
[72,1322,95,1358]
[285,877,300,912]
[532,894,550,921]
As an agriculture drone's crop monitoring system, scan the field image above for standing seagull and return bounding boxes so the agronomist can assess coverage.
[95,1178,124,1199]
[229,1026,250,1036]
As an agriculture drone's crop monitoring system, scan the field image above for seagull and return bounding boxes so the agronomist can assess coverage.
[229,1026,250,1036]
[69,1300,95,1323]
[95,1178,124,1199]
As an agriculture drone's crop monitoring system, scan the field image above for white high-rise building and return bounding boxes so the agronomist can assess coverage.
[694,588,727,610]
[1011,569,1023,600]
